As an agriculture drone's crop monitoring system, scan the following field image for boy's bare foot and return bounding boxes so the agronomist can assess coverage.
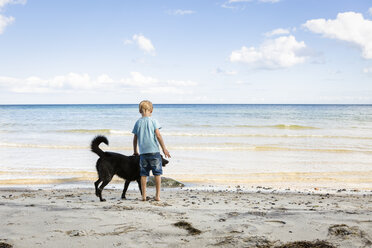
[155,197,161,201]
[142,196,150,201]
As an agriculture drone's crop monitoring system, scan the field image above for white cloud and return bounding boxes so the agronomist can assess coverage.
[0,72,197,94]
[213,67,237,75]
[221,3,240,10]
[0,0,26,9]
[230,35,307,69]
[0,73,97,93]
[363,67,372,73]
[222,0,278,9]
[168,9,195,15]
[0,0,25,35]
[120,71,158,86]
[96,74,114,84]
[369,7,372,16]
[0,0,11,8]
[228,0,252,2]
[132,34,155,55]
[264,28,290,37]
[120,72,197,88]
[140,87,187,95]
[124,34,155,55]
[303,12,372,59]
[123,39,133,45]
[0,14,14,34]
[165,79,198,86]
[227,0,279,3]
[259,0,280,2]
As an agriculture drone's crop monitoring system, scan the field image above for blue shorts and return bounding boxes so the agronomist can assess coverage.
[140,152,163,177]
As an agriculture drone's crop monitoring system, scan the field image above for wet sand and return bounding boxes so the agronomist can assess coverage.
[0,187,371,247]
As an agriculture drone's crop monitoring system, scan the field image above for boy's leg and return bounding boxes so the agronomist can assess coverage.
[150,153,163,201]
[139,154,150,201]
[141,176,147,201]
[155,175,161,201]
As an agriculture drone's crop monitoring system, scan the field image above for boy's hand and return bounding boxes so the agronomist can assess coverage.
[133,152,139,156]
[163,149,171,158]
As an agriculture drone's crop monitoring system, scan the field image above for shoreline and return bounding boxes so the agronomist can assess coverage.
[0,176,371,196]
[1,187,371,247]
[0,182,371,197]
[1,169,371,191]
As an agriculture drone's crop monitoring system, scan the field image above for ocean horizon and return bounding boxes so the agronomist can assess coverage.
[2,103,372,106]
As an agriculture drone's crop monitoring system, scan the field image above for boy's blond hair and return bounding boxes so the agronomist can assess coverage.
[139,100,153,113]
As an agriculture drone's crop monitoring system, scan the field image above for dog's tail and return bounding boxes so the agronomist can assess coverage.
[90,135,109,157]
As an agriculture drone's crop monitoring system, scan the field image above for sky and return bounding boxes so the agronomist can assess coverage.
[0,0,371,104]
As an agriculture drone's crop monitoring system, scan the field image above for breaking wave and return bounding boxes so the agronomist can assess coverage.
[56,129,372,140]
[59,129,132,135]
[1,141,371,154]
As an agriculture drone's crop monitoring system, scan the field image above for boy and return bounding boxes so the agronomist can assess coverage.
[132,100,171,201]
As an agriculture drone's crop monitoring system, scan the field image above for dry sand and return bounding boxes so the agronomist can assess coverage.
[0,187,371,248]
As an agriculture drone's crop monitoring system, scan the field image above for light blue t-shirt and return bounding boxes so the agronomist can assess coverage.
[132,117,161,154]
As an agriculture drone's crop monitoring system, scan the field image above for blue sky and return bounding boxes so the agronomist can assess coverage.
[0,0,371,104]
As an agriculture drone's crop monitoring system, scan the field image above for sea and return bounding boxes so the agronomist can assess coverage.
[0,104,371,191]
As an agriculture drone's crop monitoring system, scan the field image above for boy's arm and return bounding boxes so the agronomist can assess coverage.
[133,134,139,155]
[155,129,171,158]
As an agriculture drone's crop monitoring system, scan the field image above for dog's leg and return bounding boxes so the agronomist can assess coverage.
[121,180,130,199]
[136,179,143,196]
[94,179,102,197]
[98,180,109,202]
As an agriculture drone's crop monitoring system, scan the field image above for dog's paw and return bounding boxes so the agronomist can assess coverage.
[121,196,126,200]
[100,198,106,202]
[95,189,102,197]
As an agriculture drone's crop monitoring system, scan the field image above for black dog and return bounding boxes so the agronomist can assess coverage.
[91,135,169,201]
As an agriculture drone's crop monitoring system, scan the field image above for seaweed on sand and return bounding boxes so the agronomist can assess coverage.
[0,242,13,248]
[274,240,336,248]
[173,221,201,235]
[328,224,360,237]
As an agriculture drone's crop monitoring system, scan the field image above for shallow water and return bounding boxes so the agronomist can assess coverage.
[0,104,371,190]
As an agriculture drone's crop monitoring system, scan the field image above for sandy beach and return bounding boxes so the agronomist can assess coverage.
[2,0,372,246]
[0,186,371,248]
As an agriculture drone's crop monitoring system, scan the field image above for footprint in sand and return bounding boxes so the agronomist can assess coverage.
[66,230,87,237]
[150,202,172,207]
[103,205,134,211]
[96,226,137,236]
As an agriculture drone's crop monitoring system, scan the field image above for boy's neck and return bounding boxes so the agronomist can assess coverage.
[141,110,152,117]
